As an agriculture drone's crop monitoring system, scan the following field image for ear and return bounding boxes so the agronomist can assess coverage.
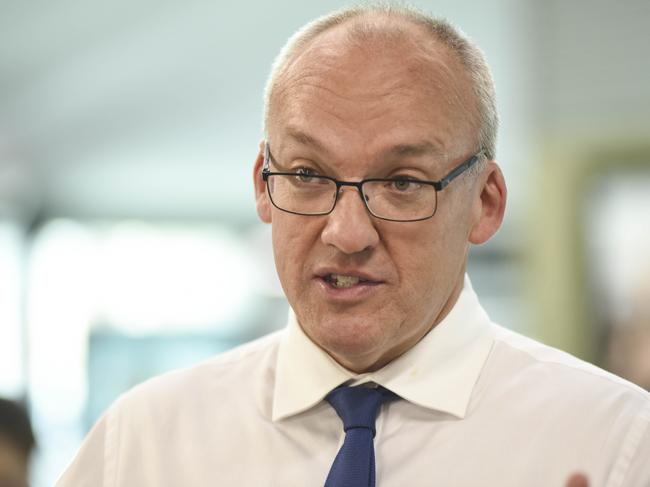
[253,140,272,223]
[468,161,507,245]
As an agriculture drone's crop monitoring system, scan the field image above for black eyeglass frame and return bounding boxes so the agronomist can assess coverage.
[261,143,484,222]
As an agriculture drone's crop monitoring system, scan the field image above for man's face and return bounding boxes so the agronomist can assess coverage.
[255,27,503,372]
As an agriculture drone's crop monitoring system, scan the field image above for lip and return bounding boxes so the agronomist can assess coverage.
[312,267,386,302]
[313,267,385,284]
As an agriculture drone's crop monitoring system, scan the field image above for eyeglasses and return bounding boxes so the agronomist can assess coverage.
[261,143,483,222]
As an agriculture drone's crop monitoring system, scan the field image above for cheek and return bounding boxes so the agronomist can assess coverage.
[271,215,320,288]
[386,229,436,294]
[387,224,461,301]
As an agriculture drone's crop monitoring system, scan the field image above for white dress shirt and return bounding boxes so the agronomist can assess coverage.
[56,276,650,487]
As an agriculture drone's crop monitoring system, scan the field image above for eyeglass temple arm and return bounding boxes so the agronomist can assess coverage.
[437,153,482,190]
[261,143,271,179]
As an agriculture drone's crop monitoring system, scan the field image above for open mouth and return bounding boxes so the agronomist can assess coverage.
[323,274,371,289]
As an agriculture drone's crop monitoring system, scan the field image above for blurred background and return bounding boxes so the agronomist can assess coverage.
[0,0,649,485]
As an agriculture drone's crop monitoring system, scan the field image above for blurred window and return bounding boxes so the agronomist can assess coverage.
[25,219,286,486]
[0,222,24,398]
[584,169,650,390]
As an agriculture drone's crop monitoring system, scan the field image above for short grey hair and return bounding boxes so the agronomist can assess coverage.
[263,4,499,161]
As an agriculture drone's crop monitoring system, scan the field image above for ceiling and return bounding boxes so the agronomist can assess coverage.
[0,0,529,227]
[1,0,648,229]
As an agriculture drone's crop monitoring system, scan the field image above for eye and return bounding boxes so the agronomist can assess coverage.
[393,179,411,191]
[295,167,320,183]
[388,178,423,192]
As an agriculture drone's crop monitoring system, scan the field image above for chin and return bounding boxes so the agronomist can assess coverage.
[310,317,387,362]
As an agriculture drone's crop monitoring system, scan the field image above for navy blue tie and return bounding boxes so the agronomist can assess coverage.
[324,386,396,487]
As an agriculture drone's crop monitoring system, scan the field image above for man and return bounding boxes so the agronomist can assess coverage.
[0,398,36,487]
[57,5,650,487]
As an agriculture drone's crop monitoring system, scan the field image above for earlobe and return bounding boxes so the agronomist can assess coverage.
[468,162,507,245]
[253,145,272,224]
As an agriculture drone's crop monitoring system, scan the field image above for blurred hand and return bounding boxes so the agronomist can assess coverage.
[566,473,589,487]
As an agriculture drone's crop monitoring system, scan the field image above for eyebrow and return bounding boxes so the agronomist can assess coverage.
[383,142,446,160]
[285,128,331,155]
[282,128,445,161]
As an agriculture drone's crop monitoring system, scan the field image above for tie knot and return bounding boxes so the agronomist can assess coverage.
[326,386,396,437]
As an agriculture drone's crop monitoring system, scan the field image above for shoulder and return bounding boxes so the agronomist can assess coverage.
[56,331,287,486]
[487,323,650,407]
[482,324,650,481]
[110,329,284,415]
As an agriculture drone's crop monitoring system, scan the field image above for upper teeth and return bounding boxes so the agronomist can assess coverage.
[329,274,362,288]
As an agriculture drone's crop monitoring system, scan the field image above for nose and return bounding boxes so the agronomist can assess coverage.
[320,186,379,254]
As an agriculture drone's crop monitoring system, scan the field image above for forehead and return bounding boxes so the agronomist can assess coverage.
[269,22,478,159]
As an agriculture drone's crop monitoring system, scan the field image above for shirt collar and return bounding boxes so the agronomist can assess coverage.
[272,274,495,421]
